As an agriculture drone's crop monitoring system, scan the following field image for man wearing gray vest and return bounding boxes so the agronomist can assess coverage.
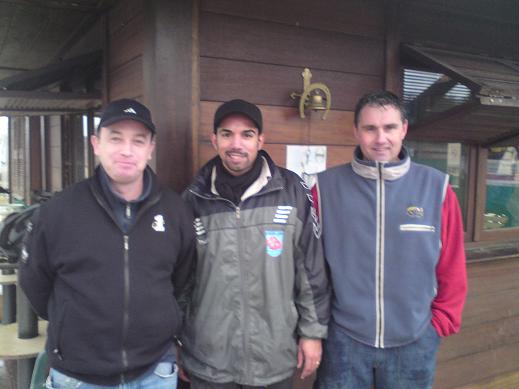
[313,90,467,389]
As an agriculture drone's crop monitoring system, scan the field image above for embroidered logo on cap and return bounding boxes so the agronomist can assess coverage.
[124,108,137,114]
[152,215,165,231]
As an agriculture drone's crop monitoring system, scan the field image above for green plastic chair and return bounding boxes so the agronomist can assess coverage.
[30,351,49,389]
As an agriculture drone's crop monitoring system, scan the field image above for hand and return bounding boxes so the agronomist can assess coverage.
[297,338,322,379]
[176,347,190,382]
[178,366,190,382]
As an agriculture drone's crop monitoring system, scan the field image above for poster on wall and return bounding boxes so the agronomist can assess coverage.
[286,145,327,187]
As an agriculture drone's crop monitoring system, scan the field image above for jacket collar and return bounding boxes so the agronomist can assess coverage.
[90,165,160,205]
[351,146,411,181]
[190,150,283,199]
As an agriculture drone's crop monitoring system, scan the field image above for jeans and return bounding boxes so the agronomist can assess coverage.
[45,351,178,389]
[189,375,292,389]
[315,321,440,389]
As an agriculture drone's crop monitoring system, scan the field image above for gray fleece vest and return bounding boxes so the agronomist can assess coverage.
[317,148,448,348]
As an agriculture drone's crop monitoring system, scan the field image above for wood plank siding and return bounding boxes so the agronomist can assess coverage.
[197,0,385,170]
[106,0,145,101]
[435,258,519,389]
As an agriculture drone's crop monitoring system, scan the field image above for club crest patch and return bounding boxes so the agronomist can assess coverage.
[265,230,284,258]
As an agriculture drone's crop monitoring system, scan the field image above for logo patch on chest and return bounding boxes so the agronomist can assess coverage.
[152,215,166,232]
[406,206,424,218]
[265,230,284,257]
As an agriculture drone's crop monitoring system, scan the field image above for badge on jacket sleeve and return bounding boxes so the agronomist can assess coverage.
[265,230,284,257]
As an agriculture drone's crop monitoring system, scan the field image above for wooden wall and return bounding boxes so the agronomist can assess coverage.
[106,0,144,102]
[435,257,519,389]
[106,0,195,191]
[197,0,386,170]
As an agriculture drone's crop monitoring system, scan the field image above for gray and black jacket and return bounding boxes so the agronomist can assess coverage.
[19,166,196,385]
[181,150,330,386]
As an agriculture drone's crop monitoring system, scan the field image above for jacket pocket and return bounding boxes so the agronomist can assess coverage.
[399,224,435,232]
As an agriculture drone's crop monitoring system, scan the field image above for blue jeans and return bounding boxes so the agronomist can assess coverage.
[315,321,440,389]
[45,351,178,389]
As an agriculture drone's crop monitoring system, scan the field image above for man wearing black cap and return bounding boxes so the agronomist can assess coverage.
[20,98,196,388]
[180,99,330,388]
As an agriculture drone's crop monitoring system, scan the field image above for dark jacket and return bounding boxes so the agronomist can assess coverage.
[19,167,196,385]
[181,151,330,386]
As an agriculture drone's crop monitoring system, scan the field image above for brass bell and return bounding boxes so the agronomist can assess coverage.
[308,93,327,111]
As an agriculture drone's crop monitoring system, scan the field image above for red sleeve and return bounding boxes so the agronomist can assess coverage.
[311,184,320,220]
[431,184,468,337]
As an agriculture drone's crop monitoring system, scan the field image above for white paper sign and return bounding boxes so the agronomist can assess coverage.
[286,145,327,186]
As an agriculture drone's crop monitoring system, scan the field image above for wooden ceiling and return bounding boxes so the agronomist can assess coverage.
[0,0,115,115]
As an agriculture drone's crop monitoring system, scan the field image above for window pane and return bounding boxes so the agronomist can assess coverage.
[485,146,519,229]
[406,141,469,228]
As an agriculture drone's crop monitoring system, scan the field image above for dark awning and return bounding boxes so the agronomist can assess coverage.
[0,51,102,116]
[402,44,519,146]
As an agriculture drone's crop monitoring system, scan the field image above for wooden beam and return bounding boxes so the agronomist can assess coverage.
[0,52,102,91]
[473,146,487,242]
[0,90,101,101]
[465,145,478,241]
[28,117,42,197]
[384,0,401,94]
[483,128,519,147]
[409,100,480,133]
[143,0,196,192]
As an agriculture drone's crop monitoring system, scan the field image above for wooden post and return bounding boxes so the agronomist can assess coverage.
[143,0,198,192]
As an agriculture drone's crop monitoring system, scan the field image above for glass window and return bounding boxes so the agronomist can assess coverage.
[406,141,469,228]
[485,146,519,229]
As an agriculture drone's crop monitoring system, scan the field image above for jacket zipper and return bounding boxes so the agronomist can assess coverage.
[375,164,385,348]
[189,185,284,381]
[121,235,130,377]
[234,205,253,382]
[88,178,161,383]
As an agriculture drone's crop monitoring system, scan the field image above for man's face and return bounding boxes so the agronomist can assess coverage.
[212,114,264,176]
[354,104,408,163]
[91,120,155,186]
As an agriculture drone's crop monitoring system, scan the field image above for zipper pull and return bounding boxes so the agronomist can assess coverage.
[236,206,241,219]
[124,235,129,250]
[125,204,131,219]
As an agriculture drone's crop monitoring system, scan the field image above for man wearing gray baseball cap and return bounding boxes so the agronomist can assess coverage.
[20,98,196,388]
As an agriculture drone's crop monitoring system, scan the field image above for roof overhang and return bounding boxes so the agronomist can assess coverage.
[0,51,102,116]
[402,44,519,146]
[0,90,101,116]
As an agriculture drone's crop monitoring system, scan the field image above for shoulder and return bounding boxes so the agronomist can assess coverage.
[274,166,310,193]
[41,179,90,210]
[409,161,448,180]
[158,187,194,220]
[317,163,352,182]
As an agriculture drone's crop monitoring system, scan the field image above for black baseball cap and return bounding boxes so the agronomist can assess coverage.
[213,99,263,134]
[97,98,156,134]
